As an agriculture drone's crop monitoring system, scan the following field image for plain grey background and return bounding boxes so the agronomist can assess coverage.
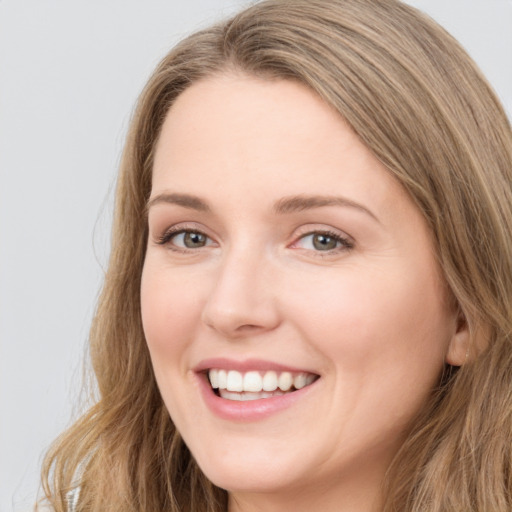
[1,1,511,511]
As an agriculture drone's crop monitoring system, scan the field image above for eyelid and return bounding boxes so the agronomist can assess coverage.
[289,225,355,253]
[153,222,216,248]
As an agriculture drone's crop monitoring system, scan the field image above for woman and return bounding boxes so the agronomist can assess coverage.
[41,0,512,511]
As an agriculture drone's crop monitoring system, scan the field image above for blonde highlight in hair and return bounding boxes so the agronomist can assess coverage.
[41,1,512,510]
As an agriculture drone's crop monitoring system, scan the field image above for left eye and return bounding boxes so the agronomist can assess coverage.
[295,232,350,251]
[165,230,213,249]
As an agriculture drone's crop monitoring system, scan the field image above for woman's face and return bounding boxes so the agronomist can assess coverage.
[141,74,463,508]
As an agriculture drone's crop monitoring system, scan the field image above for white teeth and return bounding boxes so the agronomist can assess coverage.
[243,371,263,392]
[219,389,287,401]
[262,371,278,391]
[221,390,242,401]
[293,373,307,390]
[218,369,227,389]
[208,368,318,396]
[209,369,219,389]
[278,372,293,391]
[227,370,243,392]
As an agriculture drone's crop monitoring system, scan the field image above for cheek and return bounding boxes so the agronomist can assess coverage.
[140,261,213,435]
[140,261,205,370]
[286,261,452,392]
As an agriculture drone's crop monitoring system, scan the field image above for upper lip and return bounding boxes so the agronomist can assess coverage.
[193,357,319,375]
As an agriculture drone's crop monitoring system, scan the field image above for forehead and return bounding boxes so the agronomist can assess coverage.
[155,73,348,168]
[151,73,411,224]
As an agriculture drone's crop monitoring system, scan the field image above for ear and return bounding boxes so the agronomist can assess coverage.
[445,309,470,366]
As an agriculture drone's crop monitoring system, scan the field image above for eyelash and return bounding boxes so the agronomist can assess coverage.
[292,230,354,255]
[155,225,211,252]
[155,227,354,255]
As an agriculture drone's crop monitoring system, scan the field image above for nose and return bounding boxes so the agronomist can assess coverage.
[201,248,281,339]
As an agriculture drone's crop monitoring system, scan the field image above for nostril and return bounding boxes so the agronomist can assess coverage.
[235,324,260,331]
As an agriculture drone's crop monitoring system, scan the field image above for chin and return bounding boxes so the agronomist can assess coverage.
[193,444,308,493]
[204,467,299,495]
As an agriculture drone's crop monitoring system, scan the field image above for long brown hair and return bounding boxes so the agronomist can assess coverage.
[41,1,512,510]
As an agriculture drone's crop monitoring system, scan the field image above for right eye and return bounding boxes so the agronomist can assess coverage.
[157,229,214,250]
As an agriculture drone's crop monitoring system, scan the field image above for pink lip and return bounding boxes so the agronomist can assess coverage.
[194,359,320,422]
[194,357,316,374]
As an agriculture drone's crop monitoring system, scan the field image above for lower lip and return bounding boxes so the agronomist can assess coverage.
[196,373,318,422]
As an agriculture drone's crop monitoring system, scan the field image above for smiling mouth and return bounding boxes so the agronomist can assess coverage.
[208,369,319,401]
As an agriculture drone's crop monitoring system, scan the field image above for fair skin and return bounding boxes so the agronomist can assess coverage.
[141,73,467,512]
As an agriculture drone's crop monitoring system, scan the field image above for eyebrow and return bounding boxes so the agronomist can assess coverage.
[273,194,380,223]
[146,192,211,212]
[146,192,379,223]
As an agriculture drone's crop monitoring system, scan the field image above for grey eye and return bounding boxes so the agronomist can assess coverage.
[162,230,212,249]
[294,231,352,253]
[180,231,208,248]
[311,233,339,251]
